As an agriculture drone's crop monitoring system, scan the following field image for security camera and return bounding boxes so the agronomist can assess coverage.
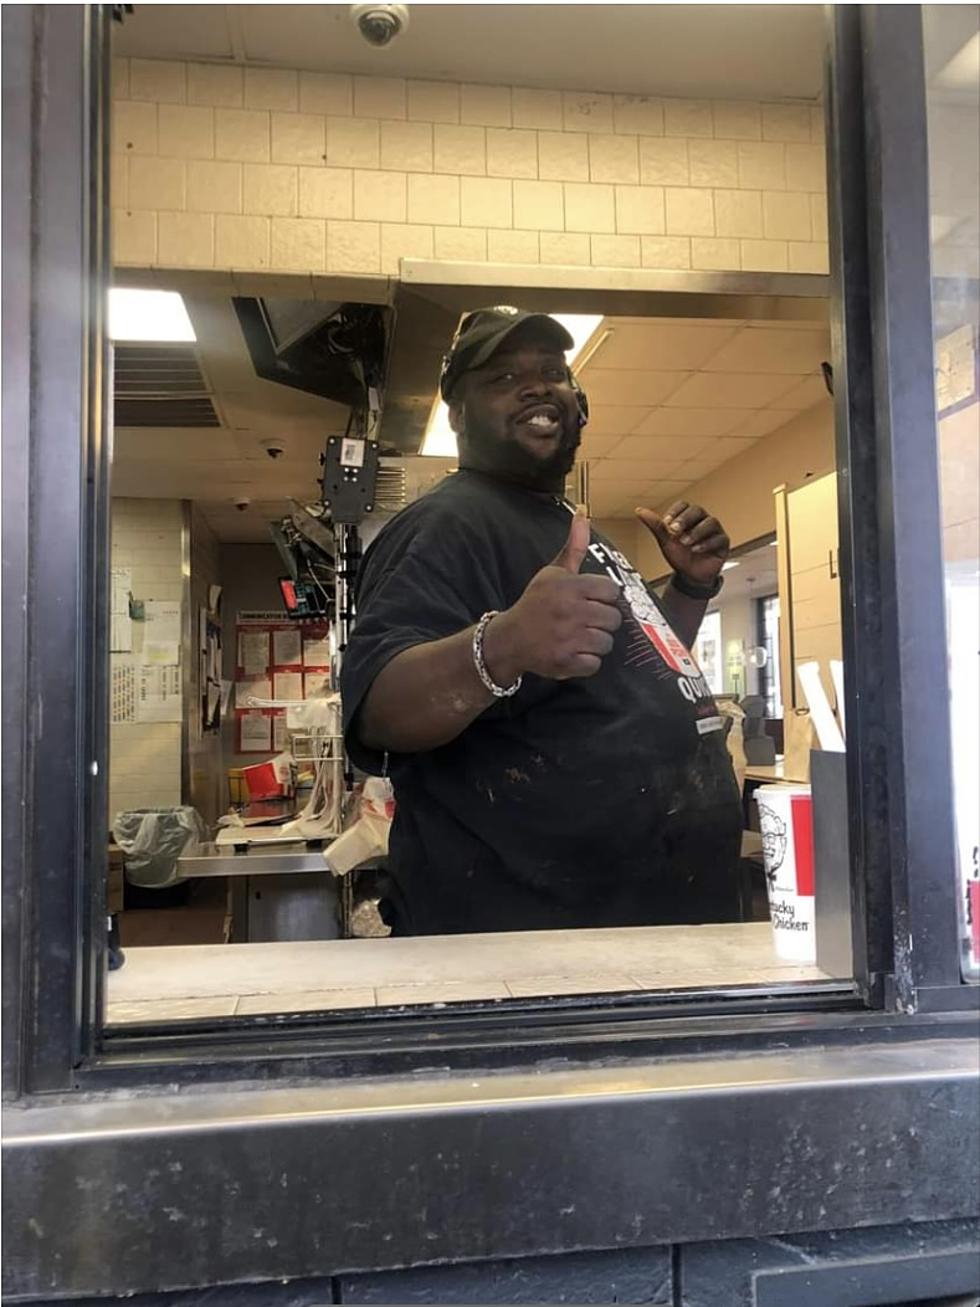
[350,3,409,47]
[262,439,286,459]
[233,496,251,512]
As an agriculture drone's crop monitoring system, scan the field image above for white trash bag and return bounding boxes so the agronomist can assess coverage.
[112,806,208,888]
[324,778,394,877]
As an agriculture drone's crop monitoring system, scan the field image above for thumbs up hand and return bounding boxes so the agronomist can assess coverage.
[482,510,624,683]
[636,501,730,585]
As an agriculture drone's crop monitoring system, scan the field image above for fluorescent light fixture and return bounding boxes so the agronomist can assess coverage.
[421,313,604,457]
[109,288,196,342]
[722,561,740,571]
[419,397,460,458]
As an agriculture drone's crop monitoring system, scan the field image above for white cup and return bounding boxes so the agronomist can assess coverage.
[754,784,815,963]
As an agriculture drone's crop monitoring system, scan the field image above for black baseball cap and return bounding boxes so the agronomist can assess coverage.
[439,306,574,401]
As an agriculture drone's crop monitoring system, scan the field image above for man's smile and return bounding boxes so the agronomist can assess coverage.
[512,402,564,440]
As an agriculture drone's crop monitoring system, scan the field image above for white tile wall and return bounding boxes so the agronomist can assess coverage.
[112,60,829,279]
[109,499,185,824]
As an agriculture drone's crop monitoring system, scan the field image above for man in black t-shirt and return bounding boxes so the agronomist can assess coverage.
[341,307,742,935]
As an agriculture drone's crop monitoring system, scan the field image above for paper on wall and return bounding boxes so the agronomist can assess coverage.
[273,671,304,701]
[137,663,182,723]
[206,682,220,726]
[237,610,287,624]
[304,671,332,699]
[303,636,331,667]
[797,661,845,752]
[208,584,222,613]
[145,599,182,645]
[273,628,302,666]
[110,613,133,654]
[110,569,132,653]
[208,634,220,682]
[220,680,233,713]
[240,711,272,752]
[239,630,270,675]
[236,676,272,708]
[143,641,181,666]
[111,662,136,723]
[111,569,131,610]
[273,714,288,752]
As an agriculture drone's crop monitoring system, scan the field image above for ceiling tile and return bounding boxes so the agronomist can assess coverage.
[591,479,691,515]
[611,434,718,460]
[677,446,746,478]
[115,428,242,463]
[632,407,750,437]
[591,458,687,481]
[579,434,626,458]
[588,322,739,372]
[581,405,649,437]
[663,372,804,409]
[768,374,829,410]
[701,326,830,374]
[726,409,800,438]
[582,369,691,408]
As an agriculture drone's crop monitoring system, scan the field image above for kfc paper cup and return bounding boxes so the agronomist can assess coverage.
[754,784,815,962]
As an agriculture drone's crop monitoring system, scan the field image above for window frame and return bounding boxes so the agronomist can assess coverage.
[2,3,977,1108]
[754,592,782,719]
[826,2,970,1012]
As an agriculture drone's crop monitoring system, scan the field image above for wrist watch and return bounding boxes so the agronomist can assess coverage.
[670,570,724,600]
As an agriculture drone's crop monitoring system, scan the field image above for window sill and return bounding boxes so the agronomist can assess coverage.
[4,1036,977,1299]
[106,921,832,1025]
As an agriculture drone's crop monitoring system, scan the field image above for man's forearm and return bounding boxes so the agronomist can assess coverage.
[357,616,523,755]
[659,578,709,648]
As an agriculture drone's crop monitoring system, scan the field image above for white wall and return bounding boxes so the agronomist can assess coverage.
[108,498,185,827]
[593,516,638,559]
[111,58,828,280]
[633,397,835,578]
[187,506,224,827]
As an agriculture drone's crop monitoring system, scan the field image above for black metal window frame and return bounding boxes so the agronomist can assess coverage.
[2,4,977,1105]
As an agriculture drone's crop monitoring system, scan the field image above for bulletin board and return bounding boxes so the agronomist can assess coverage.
[235,610,332,753]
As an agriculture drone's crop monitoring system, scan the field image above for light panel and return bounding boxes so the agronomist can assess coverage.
[109,288,196,342]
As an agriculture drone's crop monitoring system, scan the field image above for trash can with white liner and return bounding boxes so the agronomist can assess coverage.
[112,806,209,889]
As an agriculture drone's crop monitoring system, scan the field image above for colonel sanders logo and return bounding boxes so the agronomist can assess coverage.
[757,802,787,889]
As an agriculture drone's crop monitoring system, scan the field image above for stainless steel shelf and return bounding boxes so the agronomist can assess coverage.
[177,844,332,879]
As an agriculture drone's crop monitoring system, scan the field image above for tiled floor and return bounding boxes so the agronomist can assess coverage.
[106,922,832,1024]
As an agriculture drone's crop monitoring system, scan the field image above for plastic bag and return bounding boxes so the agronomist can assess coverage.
[112,806,208,888]
[716,698,747,794]
[324,778,394,877]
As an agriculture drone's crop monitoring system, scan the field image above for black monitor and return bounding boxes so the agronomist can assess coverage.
[279,577,329,619]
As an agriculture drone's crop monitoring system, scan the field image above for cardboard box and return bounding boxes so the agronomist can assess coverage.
[107,844,125,917]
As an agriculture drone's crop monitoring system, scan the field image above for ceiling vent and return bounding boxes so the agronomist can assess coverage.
[113,343,221,428]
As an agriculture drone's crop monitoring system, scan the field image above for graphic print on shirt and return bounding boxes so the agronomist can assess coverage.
[587,537,723,734]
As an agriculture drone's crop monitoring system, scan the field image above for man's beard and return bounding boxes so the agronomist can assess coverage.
[459,420,581,491]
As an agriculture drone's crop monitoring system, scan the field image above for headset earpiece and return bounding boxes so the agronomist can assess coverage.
[569,373,589,428]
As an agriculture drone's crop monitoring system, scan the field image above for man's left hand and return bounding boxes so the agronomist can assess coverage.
[635,501,730,585]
